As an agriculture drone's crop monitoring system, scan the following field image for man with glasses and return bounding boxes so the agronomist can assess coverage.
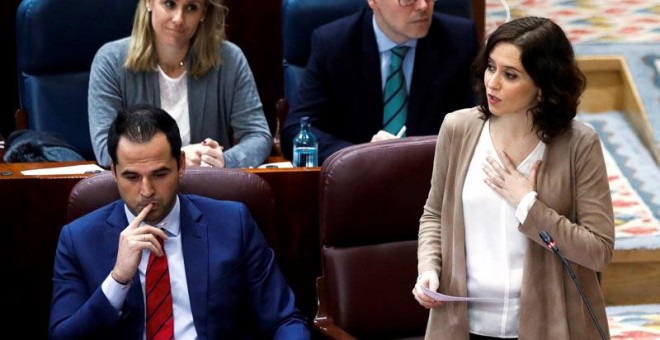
[282,0,479,164]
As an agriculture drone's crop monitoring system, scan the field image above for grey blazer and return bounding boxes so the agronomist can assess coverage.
[88,38,272,168]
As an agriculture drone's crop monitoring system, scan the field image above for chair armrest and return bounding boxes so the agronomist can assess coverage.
[271,98,289,157]
[313,276,357,340]
[471,0,485,45]
[15,108,28,130]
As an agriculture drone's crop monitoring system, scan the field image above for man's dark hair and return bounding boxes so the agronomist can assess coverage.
[107,104,182,167]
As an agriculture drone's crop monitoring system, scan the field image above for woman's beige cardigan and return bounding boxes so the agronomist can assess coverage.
[418,107,615,339]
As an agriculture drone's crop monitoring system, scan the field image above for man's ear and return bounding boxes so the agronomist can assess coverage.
[110,164,118,182]
[179,151,186,178]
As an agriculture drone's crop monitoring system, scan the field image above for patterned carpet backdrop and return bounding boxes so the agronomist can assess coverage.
[574,43,660,149]
[486,1,660,142]
[578,112,660,250]
[607,304,660,339]
[485,0,660,43]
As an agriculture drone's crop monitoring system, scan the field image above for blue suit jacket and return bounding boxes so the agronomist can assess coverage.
[49,194,309,339]
[281,6,479,164]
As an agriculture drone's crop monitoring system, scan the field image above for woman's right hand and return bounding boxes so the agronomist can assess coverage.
[412,270,444,309]
[182,138,225,167]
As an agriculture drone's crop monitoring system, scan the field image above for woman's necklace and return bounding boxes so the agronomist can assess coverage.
[159,59,186,75]
[162,60,184,69]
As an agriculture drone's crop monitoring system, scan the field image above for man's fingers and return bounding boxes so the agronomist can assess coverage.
[128,203,153,229]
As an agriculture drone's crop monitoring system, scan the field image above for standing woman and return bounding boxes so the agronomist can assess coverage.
[89,0,272,169]
[412,17,614,339]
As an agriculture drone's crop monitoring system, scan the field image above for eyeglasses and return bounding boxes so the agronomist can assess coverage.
[399,0,435,7]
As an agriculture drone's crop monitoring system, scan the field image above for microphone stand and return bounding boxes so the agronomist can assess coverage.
[539,230,607,340]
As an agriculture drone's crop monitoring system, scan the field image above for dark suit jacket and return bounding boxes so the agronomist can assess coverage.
[49,194,309,339]
[282,6,479,164]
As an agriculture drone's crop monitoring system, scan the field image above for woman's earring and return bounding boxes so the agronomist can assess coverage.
[147,6,151,12]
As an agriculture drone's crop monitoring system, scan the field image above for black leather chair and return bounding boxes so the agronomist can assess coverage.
[316,136,438,339]
[15,0,138,159]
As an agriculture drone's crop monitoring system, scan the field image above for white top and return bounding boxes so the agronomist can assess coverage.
[158,66,191,146]
[101,197,198,339]
[462,120,545,338]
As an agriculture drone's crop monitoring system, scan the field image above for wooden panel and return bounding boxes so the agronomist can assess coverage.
[471,0,485,44]
[601,249,660,305]
[2,176,86,339]
[249,167,322,318]
[577,56,660,163]
[224,0,283,135]
[579,71,623,112]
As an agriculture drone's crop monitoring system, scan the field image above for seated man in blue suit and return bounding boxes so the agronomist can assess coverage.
[282,0,479,164]
[49,104,310,339]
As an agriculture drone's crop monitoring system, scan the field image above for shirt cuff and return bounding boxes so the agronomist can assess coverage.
[101,273,132,313]
[515,191,538,224]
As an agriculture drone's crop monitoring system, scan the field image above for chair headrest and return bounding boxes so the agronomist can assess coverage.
[319,136,437,246]
[16,0,137,73]
[282,0,366,66]
[67,168,276,238]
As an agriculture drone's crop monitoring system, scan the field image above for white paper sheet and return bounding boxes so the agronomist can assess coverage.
[257,161,294,169]
[420,285,504,302]
[21,164,105,176]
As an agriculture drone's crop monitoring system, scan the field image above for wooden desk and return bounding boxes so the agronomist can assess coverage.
[0,162,321,338]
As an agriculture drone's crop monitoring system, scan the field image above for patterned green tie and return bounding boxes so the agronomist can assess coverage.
[383,45,410,136]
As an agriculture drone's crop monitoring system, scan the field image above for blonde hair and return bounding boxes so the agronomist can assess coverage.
[124,0,228,77]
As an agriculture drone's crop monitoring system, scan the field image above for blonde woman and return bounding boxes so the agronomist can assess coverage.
[89,0,272,169]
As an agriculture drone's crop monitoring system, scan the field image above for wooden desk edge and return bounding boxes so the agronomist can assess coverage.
[0,161,320,180]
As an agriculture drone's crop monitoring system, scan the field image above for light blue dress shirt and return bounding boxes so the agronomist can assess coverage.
[372,15,418,92]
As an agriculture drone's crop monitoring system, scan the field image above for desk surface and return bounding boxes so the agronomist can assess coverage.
[0,161,97,179]
[0,156,312,179]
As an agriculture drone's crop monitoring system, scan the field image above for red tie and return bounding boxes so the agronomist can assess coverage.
[146,237,174,340]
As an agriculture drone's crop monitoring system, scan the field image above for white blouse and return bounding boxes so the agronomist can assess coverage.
[462,119,545,338]
[158,66,191,146]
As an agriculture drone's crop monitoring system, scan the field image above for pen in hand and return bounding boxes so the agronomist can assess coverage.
[395,125,407,138]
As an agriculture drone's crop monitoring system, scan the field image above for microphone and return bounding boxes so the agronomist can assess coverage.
[539,230,607,340]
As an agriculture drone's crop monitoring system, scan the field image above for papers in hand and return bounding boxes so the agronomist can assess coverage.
[419,285,504,302]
